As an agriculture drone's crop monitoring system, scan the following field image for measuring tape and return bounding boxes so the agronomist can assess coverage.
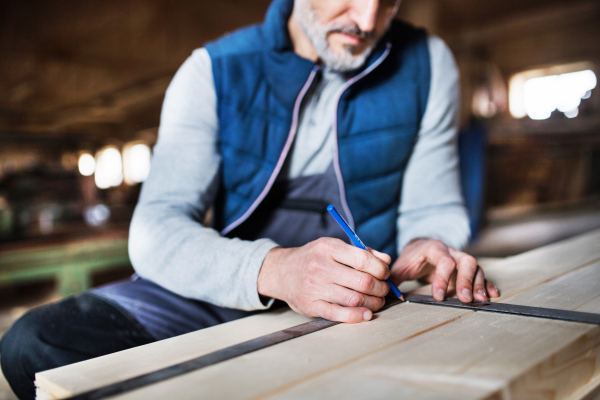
[65,295,600,400]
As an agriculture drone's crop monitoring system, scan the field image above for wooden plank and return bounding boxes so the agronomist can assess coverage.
[35,308,312,398]
[260,260,600,400]
[477,229,600,303]
[109,259,600,400]
[35,229,600,399]
[90,303,470,400]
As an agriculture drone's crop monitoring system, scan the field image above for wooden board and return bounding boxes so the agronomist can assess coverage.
[265,260,600,400]
[35,308,313,399]
[36,229,600,400]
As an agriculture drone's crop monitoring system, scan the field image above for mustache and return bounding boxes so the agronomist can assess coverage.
[326,24,376,41]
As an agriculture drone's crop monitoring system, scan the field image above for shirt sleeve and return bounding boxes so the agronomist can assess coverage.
[397,35,471,252]
[128,48,279,311]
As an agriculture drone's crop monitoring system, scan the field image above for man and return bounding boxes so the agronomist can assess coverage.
[1,0,499,398]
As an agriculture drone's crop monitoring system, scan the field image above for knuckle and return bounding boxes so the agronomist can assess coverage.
[354,251,369,269]
[457,271,473,284]
[313,237,329,251]
[434,273,450,287]
[347,293,363,308]
[379,281,391,296]
[461,278,473,287]
[430,239,445,249]
[464,255,477,269]
[317,237,337,250]
[378,265,390,280]
[304,277,318,292]
[307,259,322,274]
[441,255,457,269]
[322,304,335,320]
[298,298,311,312]
[356,274,373,292]
[315,237,327,245]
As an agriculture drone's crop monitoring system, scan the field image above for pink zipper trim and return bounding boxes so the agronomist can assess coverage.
[221,67,320,236]
[332,43,392,230]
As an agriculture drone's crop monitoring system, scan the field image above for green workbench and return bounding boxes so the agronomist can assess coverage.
[0,231,131,297]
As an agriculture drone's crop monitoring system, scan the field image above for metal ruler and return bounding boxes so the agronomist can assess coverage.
[403,294,600,324]
[65,295,600,400]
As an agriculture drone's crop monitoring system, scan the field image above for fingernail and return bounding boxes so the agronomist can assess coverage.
[363,310,372,321]
[462,289,473,301]
[492,285,498,292]
[477,290,487,298]
[435,289,445,301]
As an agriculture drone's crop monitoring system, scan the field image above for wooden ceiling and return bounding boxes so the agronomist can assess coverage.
[435,0,576,30]
[0,0,597,145]
[0,0,272,145]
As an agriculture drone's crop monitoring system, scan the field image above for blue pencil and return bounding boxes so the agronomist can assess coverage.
[327,205,404,300]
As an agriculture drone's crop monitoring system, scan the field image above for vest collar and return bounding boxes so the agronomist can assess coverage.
[262,0,316,110]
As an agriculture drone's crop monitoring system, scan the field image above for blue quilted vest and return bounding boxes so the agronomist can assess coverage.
[205,0,431,260]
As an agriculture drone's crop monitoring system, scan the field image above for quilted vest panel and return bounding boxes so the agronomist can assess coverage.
[206,0,430,259]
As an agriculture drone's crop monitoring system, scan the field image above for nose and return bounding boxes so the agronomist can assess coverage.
[351,0,379,33]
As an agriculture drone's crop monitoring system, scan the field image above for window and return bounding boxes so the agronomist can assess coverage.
[122,142,151,185]
[78,153,95,176]
[509,62,596,120]
[95,146,123,189]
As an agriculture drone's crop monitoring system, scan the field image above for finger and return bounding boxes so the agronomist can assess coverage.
[367,247,392,265]
[311,300,372,323]
[323,284,385,311]
[454,253,478,303]
[332,245,390,280]
[486,281,500,298]
[427,247,457,301]
[332,265,390,297]
[472,267,488,302]
[445,270,457,288]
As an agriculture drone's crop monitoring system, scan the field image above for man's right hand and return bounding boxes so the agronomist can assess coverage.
[257,238,391,323]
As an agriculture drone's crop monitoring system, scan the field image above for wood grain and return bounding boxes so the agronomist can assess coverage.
[269,260,600,400]
[35,308,312,398]
[35,229,600,400]
[110,260,600,400]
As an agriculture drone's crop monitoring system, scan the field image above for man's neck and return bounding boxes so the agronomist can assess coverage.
[288,12,319,63]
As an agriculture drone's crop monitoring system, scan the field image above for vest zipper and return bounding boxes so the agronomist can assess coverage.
[221,66,321,236]
[332,43,392,230]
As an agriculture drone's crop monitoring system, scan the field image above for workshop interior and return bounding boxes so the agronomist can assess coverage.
[1,1,599,399]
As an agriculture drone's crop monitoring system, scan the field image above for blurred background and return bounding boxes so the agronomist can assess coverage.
[0,0,599,397]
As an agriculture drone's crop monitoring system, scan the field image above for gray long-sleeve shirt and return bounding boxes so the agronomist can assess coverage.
[129,35,469,311]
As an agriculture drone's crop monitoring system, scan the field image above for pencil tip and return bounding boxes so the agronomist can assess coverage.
[400,295,405,301]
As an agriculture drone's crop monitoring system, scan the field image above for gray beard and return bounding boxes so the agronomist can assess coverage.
[293,0,377,72]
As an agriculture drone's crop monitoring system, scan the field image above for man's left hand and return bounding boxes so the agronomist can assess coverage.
[390,239,499,302]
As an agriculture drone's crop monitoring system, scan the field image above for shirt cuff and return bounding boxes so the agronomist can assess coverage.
[241,238,281,310]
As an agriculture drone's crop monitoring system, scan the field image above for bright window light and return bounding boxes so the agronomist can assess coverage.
[123,142,151,185]
[78,153,96,176]
[510,62,596,120]
[95,147,123,189]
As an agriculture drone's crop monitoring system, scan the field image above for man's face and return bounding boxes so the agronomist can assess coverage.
[294,0,401,71]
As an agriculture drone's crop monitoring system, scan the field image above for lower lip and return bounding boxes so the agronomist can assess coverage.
[335,32,363,45]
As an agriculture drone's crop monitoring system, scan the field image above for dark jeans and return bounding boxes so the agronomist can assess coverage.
[0,283,258,400]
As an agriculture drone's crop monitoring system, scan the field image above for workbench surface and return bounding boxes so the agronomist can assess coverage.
[36,229,600,400]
